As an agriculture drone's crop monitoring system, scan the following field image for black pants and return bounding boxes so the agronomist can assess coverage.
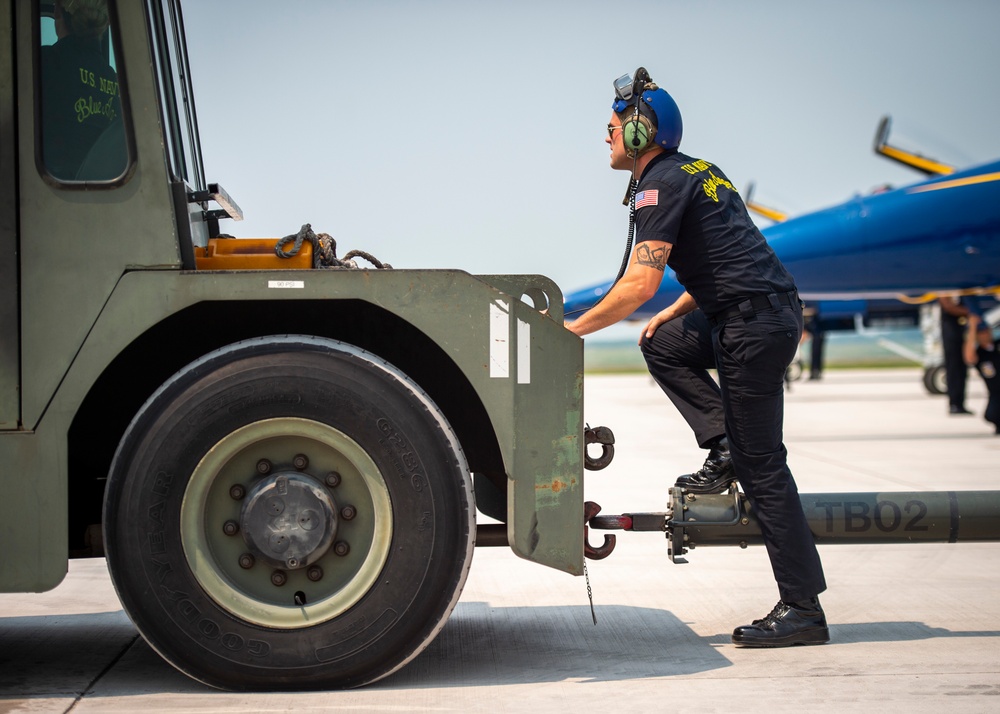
[941,311,968,409]
[809,328,825,378]
[713,302,827,603]
[640,309,725,449]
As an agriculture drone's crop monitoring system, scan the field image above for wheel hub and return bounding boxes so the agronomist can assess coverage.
[240,471,338,570]
[181,417,394,627]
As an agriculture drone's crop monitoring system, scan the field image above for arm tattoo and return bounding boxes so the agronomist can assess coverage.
[636,243,668,272]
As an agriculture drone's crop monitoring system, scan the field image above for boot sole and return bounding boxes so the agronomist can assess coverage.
[732,628,830,647]
[676,479,736,495]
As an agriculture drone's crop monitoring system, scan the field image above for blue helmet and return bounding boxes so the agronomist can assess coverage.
[612,68,683,151]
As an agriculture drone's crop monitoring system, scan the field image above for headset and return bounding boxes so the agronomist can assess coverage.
[623,112,655,156]
[612,67,683,157]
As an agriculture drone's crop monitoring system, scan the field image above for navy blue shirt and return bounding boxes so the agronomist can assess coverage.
[634,150,795,316]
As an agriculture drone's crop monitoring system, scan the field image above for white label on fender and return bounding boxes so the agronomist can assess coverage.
[267,280,305,289]
[517,318,530,384]
[490,299,509,378]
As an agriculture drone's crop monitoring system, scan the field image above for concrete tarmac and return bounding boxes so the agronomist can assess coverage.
[1,368,998,713]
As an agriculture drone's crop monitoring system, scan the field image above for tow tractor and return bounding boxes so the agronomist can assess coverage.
[2,0,998,691]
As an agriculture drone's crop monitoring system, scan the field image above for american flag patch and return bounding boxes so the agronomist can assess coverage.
[635,189,659,209]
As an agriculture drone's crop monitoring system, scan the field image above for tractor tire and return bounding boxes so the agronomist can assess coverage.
[103,336,474,690]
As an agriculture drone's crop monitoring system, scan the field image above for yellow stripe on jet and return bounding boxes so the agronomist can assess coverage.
[746,201,788,223]
[896,285,1000,305]
[907,171,1000,194]
[879,145,956,176]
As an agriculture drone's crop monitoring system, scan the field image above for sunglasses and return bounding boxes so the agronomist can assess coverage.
[607,123,622,139]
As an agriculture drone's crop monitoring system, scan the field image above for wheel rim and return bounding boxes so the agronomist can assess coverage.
[932,366,948,394]
[180,417,393,628]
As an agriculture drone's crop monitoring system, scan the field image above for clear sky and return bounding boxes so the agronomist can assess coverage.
[184,0,1000,296]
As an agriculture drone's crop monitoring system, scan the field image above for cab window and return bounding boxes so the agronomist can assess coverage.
[37,0,130,183]
[147,0,205,191]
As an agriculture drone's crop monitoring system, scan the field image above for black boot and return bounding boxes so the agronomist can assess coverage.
[674,437,734,494]
[732,597,830,647]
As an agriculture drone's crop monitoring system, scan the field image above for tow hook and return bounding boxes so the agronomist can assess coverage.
[584,425,615,471]
[583,501,616,560]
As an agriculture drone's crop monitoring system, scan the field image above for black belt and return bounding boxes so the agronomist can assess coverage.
[708,291,799,326]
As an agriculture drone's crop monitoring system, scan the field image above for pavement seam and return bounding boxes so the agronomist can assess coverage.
[64,633,141,713]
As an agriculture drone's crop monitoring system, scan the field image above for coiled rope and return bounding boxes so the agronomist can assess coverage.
[275,224,393,270]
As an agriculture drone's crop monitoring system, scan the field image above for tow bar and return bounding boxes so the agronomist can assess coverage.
[583,426,1000,561]
[587,486,1000,561]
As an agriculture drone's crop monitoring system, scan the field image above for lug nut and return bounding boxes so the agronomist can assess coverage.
[325,471,341,488]
[293,453,309,470]
[256,459,272,475]
[307,566,323,582]
[271,570,287,587]
[229,484,246,500]
[334,541,350,557]
[340,505,356,521]
[222,520,240,536]
[238,553,255,569]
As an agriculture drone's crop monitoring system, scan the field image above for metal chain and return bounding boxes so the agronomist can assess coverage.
[583,559,597,625]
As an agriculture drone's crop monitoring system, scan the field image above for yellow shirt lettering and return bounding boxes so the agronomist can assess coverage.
[702,171,736,202]
[680,159,713,175]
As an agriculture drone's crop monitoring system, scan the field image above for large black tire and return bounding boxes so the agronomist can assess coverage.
[103,336,474,690]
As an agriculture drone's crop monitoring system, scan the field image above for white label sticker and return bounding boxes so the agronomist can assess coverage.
[490,299,509,378]
[517,318,531,384]
[267,280,305,289]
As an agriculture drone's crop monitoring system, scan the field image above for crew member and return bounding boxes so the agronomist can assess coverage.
[804,305,826,380]
[940,296,971,414]
[40,0,121,180]
[964,306,999,434]
[566,68,828,647]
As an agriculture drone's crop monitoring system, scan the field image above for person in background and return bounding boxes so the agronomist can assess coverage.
[803,305,826,381]
[939,296,971,415]
[963,309,999,434]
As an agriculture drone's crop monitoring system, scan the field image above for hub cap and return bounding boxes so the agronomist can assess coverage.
[180,418,393,628]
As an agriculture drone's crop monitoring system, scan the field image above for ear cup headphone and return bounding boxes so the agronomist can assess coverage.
[622,110,654,156]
